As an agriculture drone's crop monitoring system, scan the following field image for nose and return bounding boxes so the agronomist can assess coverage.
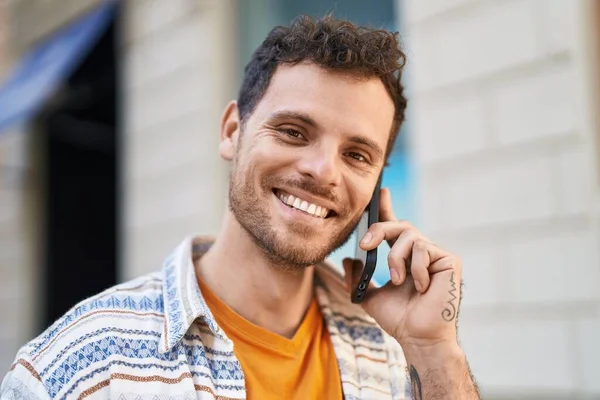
[296,144,342,187]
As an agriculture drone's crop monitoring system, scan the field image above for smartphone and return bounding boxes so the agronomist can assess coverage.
[351,177,382,304]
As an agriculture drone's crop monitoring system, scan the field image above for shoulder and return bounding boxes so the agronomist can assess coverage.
[316,262,408,387]
[2,351,50,400]
[2,272,165,399]
[317,262,407,354]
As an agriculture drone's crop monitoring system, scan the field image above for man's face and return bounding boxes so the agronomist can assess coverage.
[227,63,395,268]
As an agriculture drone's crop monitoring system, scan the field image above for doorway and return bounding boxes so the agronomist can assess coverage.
[39,6,120,329]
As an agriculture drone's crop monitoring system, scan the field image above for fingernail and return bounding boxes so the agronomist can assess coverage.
[390,268,400,284]
[361,232,372,244]
[414,280,423,292]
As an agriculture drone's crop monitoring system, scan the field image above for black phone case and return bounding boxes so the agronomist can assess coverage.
[351,179,382,304]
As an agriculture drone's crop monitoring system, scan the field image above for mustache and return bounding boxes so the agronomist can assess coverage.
[263,176,339,204]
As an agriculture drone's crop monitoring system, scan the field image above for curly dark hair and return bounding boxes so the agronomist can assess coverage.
[237,14,408,159]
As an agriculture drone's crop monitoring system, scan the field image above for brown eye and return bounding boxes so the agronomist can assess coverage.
[280,128,302,138]
[347,152,367,163]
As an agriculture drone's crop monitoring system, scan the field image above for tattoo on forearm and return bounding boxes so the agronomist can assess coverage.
[409,365,423,400]
[441,272,457,322]
[408,360,481,400]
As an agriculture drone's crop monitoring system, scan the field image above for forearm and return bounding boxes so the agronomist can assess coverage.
[403,342,480,400]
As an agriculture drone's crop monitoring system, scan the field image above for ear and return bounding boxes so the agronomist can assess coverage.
[219,100,241,161]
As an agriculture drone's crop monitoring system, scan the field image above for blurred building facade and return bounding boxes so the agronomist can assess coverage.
[405,1,600,398]
[0,0,233,377]
[0,0,599,399]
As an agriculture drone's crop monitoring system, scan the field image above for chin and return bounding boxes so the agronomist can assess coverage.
[228,173,357,268]
[254,230,332,269]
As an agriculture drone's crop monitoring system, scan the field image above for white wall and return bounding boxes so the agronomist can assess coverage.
[121,0,234,279]
[400,0,600,398]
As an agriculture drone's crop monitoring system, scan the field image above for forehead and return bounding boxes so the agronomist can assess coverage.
[251,63,395,147]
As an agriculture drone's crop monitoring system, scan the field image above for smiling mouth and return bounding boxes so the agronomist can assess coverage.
[273,189,335,219]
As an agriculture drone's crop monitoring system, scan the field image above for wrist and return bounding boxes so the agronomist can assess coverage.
[401,339,464,367]
[402,340,480,399]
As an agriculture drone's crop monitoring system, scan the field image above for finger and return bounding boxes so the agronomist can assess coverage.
[387,228,419,285]
[428,256,456,274]
[387,251,410,286]
[411,239,431,292]
[379,187,397,222]
[411,242,456,292]
[360,220,418,250]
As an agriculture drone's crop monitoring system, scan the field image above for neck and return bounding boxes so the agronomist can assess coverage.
[196,211,316,338]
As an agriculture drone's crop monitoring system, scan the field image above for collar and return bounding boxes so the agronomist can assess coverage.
[158,235,374,353]
[158,236,228,354]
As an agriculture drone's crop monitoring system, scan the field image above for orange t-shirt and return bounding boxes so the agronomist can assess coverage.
[198,280,343,400]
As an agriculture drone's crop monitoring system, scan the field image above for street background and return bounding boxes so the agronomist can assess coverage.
[0,0,599,398]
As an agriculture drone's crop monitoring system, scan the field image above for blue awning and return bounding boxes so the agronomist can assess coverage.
[0,1,115,133]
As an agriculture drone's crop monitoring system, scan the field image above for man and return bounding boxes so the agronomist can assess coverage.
[2,15,480,399]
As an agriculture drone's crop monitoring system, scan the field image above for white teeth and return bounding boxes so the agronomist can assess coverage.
[300,201,309,211]
[276,191,329,218]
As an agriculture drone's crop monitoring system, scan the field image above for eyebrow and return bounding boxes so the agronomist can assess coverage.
[267,110,318,128]
[348,135,384,160]
[267,109,385,160]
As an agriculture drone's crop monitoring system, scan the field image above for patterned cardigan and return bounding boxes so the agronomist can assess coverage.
[1,236,409,399]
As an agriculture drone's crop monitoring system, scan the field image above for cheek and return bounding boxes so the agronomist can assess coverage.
[251,144,298,177]
[245,133,290,161]
[346,181,374,211]
[234,145,287,192]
